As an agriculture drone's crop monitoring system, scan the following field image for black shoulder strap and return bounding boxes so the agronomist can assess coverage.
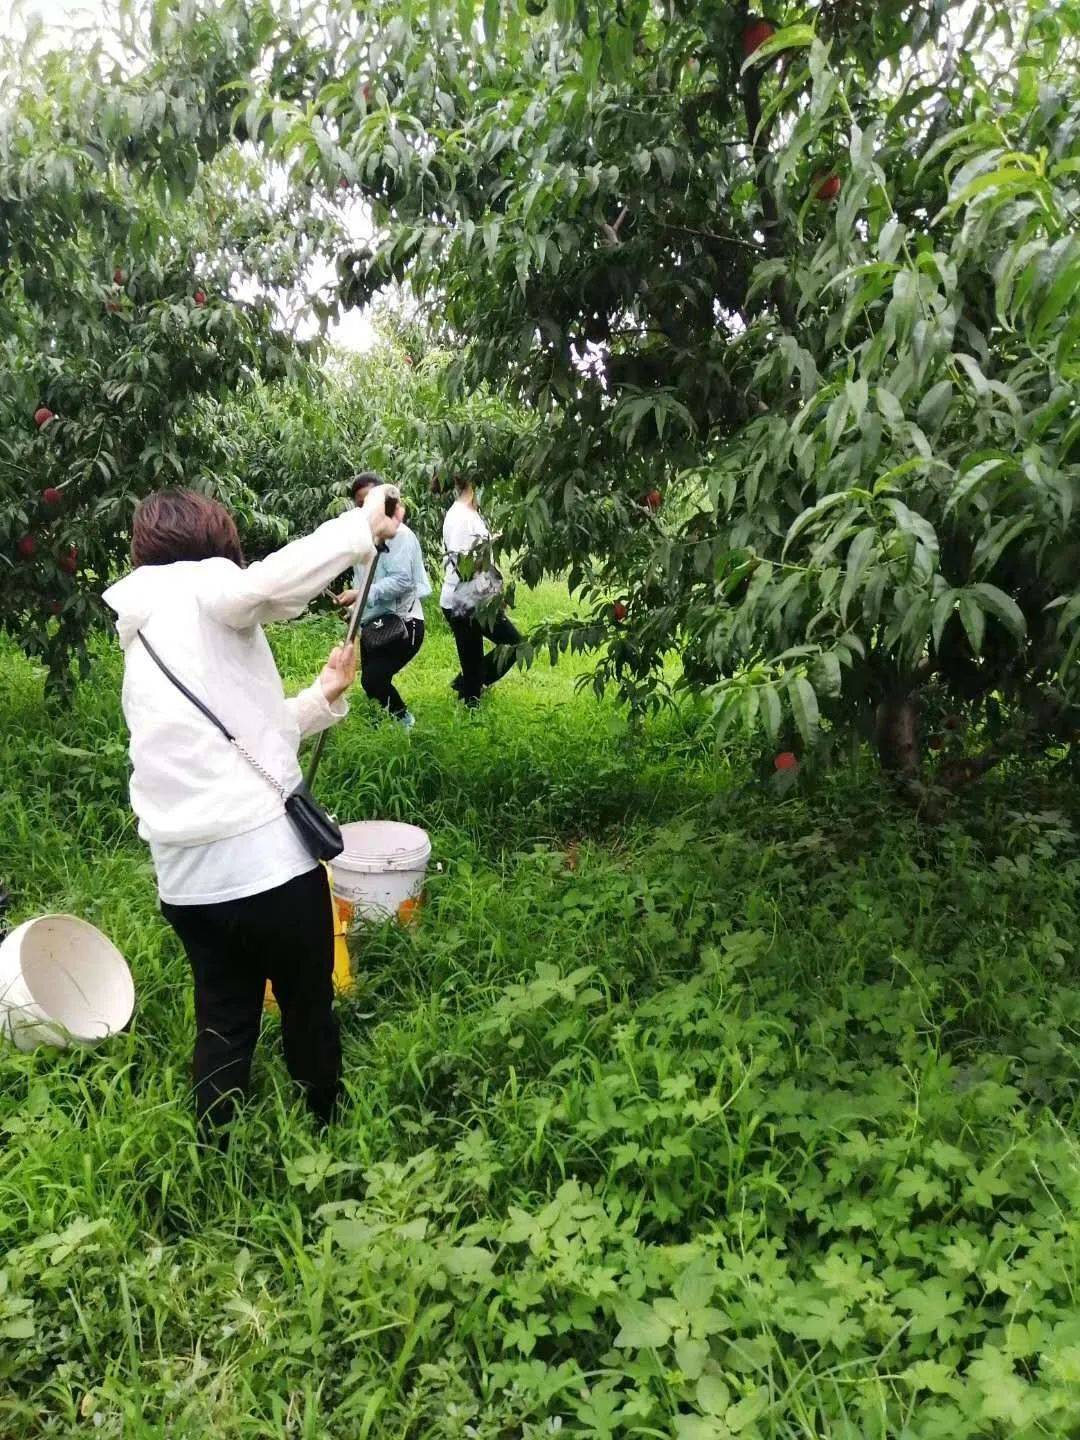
[137,631,235,743]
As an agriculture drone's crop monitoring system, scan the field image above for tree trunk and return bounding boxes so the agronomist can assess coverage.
[875,694,921,779]
[875,693,939,814]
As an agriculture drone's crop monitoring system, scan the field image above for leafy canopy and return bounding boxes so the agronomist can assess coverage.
[240,0,1080,776]
[5,0,1080,781]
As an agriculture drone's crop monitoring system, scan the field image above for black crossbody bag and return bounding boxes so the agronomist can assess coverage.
[137,631,344,862]
[361,612,408,652]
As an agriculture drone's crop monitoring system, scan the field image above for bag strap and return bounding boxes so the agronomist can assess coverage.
[137,630,287,802]
[443,546,463,579]
[138,631,234,741]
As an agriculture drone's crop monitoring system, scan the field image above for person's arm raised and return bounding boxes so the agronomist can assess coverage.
[203,487,399,630]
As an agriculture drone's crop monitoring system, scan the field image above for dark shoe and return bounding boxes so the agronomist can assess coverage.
[452,674,480,706]
[306,1083,342,1128]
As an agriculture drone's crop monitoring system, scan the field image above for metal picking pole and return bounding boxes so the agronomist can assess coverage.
[305,549,380,789]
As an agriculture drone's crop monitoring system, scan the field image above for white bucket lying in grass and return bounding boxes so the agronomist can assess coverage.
[0,914,135,1051]
[329,821,432,924]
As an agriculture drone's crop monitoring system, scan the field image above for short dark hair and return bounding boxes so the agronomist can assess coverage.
[132,489,244,568]
[349,470,382,502]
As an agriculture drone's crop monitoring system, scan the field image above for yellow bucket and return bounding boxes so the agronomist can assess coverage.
[263,866,353,1011]
[330,891,354,992]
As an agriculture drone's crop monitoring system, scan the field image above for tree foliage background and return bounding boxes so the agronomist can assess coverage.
[0,4,319,687]
[3,0,1080,792]
[238,0,1080,791]
[198,335,534,561]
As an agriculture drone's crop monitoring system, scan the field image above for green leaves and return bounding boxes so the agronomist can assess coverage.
[876,385,905,426]
[695,1375,730,1415]
[952,585,1026,655]
[482,0,500,50]
[739,23,816,74]
[789,674,820,746]
[783,491,853,556]
[958,592,986,656]
[611,391,696,448]
[894,1278,966,1342]
[970,583,1026,643]
[840,526,877,622]
[759,682,782,742]
[614,1299,671,1349]
[938,159,1053,224]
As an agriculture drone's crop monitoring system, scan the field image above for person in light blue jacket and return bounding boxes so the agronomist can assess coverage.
[336,473,432,729]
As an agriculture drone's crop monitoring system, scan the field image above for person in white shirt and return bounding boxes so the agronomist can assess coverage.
[103,483,400,1136]
[440,476,522,706]
[335,472,431,729]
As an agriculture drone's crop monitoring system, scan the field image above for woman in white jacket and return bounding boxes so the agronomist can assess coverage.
[104,484,399,1135]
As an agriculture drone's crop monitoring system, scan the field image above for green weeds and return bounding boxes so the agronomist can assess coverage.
[2,586,1079,1437]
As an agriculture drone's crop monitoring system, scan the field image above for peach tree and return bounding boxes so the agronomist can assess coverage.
[0,4,334,692]
[242,0,1080,790]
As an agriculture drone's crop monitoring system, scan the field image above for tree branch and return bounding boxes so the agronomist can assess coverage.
[658,221,767,254]
[937,750,1003,792]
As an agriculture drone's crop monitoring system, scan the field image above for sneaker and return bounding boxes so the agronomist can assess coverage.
[396,710,416,730]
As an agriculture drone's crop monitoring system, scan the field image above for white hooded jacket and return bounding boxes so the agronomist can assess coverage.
[103,508,376,848]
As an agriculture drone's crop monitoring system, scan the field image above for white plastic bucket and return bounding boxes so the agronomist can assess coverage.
[0,914,135,1052]
[329,821,432,923]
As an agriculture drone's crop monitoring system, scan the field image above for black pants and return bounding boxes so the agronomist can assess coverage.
[161,866,341,1134]
[361,619,425,716]
[443,607,522,703]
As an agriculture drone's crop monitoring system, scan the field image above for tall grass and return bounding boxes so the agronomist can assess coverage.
[2,586,1079,1437]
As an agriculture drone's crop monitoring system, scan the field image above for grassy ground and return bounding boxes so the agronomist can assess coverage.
[2,585,1080,1438]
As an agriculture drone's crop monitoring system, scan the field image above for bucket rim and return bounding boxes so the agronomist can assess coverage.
[3,912,134,1041]
[333,821,432,874]
[331,841,432,875]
